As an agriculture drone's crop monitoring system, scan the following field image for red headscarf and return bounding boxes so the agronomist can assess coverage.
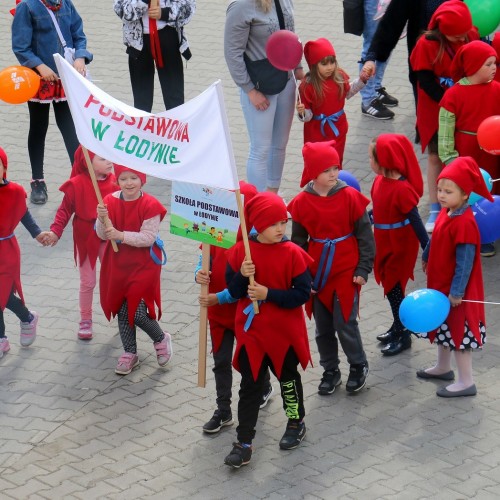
[375,134,424,197]
[304,38,336,67]
[70,145,96,178]
[493,32,500,57]
[428,0,472,36]
[0,146,8,179]
[438,156,493,201]
[451,40,497,82]
[245,192,288,234]
[301,140,340,188]
[114,165,147,185]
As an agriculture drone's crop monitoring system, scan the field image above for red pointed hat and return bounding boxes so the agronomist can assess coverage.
[236,180,258,241]
[438,156,493,202]
[451,40,497,82]
[301,140,340,188]
[10,0,21,16]
[0,146,8,179]
[428,0,472,36]
[492,32,500,57]
[244,192,288,234]
[70,145,96,178]
[375,134,424,197]
[114,164,147,185]
[304,38,335,67]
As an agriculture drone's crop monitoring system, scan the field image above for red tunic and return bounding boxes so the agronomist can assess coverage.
[439,81,500,194]
[0,183,28,310]
[410,33,478,152]
[227,239,313,381]
[299,73,350,164]
[51,173,117,268]
[371,176,421,294]
[287,187,369,322]
[99,192,167,326]
[207,245,236,353]
[426,207,486,346]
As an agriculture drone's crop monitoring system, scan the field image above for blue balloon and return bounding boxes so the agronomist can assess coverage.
[473,195,500,244]
[468,168,493,205]
[338,170,361,191]
[399,288,450,334]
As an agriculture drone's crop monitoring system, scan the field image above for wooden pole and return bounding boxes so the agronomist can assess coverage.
[81,146,119,253]
[197,243,211,388]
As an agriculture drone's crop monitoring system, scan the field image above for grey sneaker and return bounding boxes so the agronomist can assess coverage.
[20,311,38,347]
[361,98,395,120]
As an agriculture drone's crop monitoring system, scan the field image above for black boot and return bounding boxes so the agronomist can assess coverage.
[376,326,395,344]
[381,331,411,356]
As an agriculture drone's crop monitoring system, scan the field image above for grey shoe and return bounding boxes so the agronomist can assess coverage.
[416,369,455,381]
[436,384,477,398]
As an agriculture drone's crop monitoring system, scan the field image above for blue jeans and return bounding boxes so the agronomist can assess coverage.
[240,78,295,192]
[359,0,388,106]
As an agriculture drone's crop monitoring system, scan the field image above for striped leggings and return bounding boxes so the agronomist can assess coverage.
[118,300,164,354]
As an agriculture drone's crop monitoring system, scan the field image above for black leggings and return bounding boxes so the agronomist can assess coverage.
[0,292,31,337]
[117,300,164,354]
[387,283,405,333]
[27,100,79,179]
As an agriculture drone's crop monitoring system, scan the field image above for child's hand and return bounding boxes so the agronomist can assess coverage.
[43,231,59,247]
[294,68,305,81]
[195,269,211,285]
[104,226,123,242]
[422,260,427,273]
[353,276,366,286]
[36,231,51,246]
[247,281,268,301]
[449,295,462,307]
[360,67,372,83]
[199,293,218,307]
[362,61,375,79]
[296,102,306,114]
[240,259,255,277]
[97,204,108,222]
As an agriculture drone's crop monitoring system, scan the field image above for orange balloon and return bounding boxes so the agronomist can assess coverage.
[0,66,40,105]
[477,115,500,155]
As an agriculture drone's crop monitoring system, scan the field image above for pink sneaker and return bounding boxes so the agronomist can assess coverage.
[115,352,139,375]
[78,320,93,340]
[0,337,10,359]
[154,332,173,366]
[20,311,38,347]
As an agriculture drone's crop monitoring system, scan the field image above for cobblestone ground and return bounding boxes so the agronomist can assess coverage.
[1,1,500,499]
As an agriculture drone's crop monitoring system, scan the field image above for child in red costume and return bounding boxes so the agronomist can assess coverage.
[223,192,312,468]
[288,141,374,396]
[409,0,478,232]
[45,146,118,340]
[369,134,429,356]
[195,181,273,435]
[0,146,47,359]
[96,165,172,375]
[419,157,490,398]
[296,38,370,165]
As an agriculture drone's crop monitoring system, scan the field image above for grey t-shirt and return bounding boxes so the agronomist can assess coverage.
[224,0,295,93]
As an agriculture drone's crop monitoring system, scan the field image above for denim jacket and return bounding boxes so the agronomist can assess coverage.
[12,0,93,75]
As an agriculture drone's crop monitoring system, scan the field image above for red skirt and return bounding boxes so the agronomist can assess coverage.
[30,79,67,103]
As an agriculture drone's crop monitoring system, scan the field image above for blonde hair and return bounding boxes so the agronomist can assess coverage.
[422,29,471,65]
[257,0,272,13]
[307,55,346,103]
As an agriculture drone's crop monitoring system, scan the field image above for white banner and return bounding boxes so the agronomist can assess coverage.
[54,54,239,191]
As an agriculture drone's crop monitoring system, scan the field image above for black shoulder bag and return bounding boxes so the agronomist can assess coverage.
[243,0,289,95]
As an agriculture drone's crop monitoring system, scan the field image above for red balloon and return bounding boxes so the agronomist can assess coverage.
[477,115,500,155]
[0,66,40,105]
[266,30,303,71]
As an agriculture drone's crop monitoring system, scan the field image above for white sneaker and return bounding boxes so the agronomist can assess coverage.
[20,311,38,347]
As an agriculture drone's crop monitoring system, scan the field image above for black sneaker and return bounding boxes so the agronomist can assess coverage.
[259,384,274,409]
[279,421,306,450]
[224,442,252,468]
[376,87,399,107]
[30,180,48,205]
[202,409,233,434]
[346,362,369,393]
[480,243,496,257]
[318,369,342,395]
[361,98,395,120]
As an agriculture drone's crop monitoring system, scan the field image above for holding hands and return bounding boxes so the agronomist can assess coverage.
[353,275,366,286]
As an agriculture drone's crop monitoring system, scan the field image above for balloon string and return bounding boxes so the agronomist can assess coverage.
[292,72,305,119]
[490,178,500,183]
[462,299,500,305]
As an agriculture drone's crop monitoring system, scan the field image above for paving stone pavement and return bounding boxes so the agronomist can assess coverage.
[1,1,500,499]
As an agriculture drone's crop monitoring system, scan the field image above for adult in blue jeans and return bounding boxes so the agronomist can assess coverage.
[359,0,398,120]
[224,0,302,193]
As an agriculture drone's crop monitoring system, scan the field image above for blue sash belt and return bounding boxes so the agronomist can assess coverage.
[439,77,453,88]
[150,235,167,265]
[373,219,410,230]
[313,109,345,138]
[311,233,353,292]
[0,233,14,241]
[243,300,263,332]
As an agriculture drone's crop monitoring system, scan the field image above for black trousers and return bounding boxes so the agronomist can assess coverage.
[0,292,31,337]
[27,100,79,180]
[211,328,272,414]
[128,27,184,112]
[236,346,304,444]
